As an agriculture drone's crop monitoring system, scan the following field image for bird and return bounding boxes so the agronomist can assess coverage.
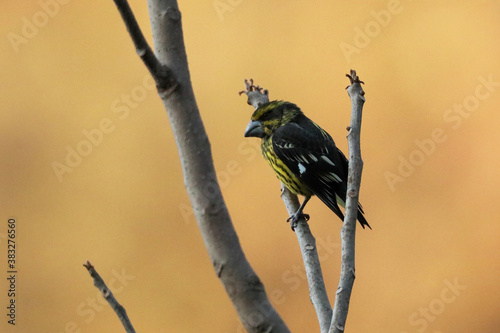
[244,100,370,230]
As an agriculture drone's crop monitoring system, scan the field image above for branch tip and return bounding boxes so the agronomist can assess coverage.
[346,69,364,85]
[83,261,136,332]
[240,79,270,109]
[83,260,93,270]
[239,78,268,96]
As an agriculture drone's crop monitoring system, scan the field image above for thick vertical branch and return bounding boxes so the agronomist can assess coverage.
[112,1,290,332]
[329,70,365,333]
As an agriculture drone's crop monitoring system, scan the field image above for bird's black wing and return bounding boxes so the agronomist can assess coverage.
[336,146,370,228]
[272,115,370,229]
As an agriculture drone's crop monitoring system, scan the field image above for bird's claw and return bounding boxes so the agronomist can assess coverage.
[286,213,310,231]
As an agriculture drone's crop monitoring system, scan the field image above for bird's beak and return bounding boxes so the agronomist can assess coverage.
[244,120,265,138]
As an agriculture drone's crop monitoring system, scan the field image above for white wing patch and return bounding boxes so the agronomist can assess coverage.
[329,172,342,183]
[308,153,318,162]
[298,163,306,175]
[319,172,342,183]
[321,155,335,166]
[294,154,308,164]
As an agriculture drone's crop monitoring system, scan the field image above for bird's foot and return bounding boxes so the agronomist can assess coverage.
[286,213,310,231]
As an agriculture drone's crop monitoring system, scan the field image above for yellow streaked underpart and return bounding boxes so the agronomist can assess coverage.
[262,140,311,197]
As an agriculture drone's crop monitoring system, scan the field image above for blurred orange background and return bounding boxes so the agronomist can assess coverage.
[1,1,499,332]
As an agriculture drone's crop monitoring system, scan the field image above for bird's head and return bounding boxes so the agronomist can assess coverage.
[244,101,302,138]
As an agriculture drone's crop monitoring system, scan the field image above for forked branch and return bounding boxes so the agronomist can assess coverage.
[109,1,290,332]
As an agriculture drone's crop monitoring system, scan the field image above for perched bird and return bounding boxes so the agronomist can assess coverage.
[244,100,370,230]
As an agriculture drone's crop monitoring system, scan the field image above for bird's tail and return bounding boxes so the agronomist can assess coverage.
[356,206,371,230]
[319,193,372,229]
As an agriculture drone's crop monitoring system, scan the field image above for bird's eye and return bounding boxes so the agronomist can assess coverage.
[259,109,279,121]
[259,112,272,121]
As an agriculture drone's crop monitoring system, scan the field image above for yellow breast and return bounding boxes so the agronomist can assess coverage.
[261,138,312,197]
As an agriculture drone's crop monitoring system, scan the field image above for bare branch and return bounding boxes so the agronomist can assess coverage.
[241,80,333,333]
[83,261,136,333]
[112,1,290,331]
[280,186,333,333]
[329,70,366,333]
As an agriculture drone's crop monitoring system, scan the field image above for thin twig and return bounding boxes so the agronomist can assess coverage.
[83,261,136,333]
[281,186,333,333]
[329,70,366,333]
